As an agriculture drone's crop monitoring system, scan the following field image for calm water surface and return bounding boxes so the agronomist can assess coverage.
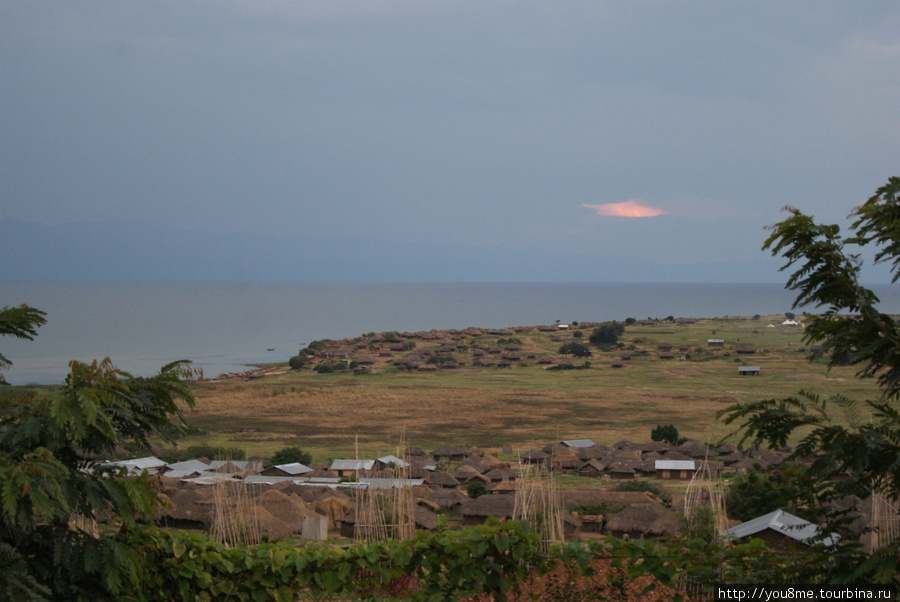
[2,281,898,385]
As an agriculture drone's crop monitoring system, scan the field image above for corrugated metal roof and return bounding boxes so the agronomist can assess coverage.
[727,509,839,546]
[166,460,213,473]
[359,478,425,490]
[562,439,597,448]
[329,459,375,471]
[272,462,312,475]
[377,455,407,467]
[654,460,696,471]
[243,475,294,484]
[108,456,166,473]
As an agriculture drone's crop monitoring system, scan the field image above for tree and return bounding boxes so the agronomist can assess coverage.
[288,354,308,370]
[588,322,625,346]
[270,446,313,466]
[720,176,900,583]
[724,466,816,523]
[558,342,592,358]
[467,482,488,499]
[0,308,197,599]
[650,424,684,446]
[0,305,47,378]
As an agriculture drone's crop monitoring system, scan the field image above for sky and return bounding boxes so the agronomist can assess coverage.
[1,1,899,282]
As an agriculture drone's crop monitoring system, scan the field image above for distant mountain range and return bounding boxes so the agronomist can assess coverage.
[0,219,783,283]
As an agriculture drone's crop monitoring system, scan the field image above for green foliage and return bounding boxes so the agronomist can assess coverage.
[161,443,246,463]
[557,342,592,357]
[427,354,457,365]
[650,424,684,446]
[124,519,546,601]
[547,361,591,371]
[725,466,816,522]
[269,446,312,466]
[467,481,488,498]
[612,480,672,505]
[302,339,331,355]
[0,304,47,373]
[720,177,900,586]
[287,355,307,370]
[0,354,196,600]
[314,362,346,374]
[588,322,625,346]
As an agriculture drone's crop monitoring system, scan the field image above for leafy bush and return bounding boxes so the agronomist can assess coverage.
[288,355,307,370]
[557,342,592,357]
[269,446,313,466]
[588,322,625,346]
[467,482,489,498]
[613,480,672,505]
[162,444,246,463]
[725,466,815,523]
[650,424,684,446]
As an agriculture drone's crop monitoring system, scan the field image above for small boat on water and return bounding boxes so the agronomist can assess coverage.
[267,348,275,351]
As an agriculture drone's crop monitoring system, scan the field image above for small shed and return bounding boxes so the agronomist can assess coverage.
[329,459,375,478]
[654,460,696,480]
[739,366,761,376]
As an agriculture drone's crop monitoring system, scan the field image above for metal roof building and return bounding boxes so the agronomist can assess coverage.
[728,509,839,547]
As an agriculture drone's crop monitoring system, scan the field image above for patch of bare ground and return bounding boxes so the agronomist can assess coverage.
[785,373,827,379]
[463,557,683,602]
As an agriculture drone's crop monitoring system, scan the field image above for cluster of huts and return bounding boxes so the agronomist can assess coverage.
[310,325,563,373]
[298,323,773,376]
[105,437,870,549]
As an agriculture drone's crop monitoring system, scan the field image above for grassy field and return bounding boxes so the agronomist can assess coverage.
[179,315,881,463]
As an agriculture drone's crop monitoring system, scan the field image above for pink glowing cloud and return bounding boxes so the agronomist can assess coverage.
[582,199,667,217]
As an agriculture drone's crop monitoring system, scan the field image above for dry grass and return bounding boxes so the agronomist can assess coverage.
[178,316,885,460]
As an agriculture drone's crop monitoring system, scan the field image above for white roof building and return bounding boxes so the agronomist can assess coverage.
[330,459,375,472]
[728,509,839,547]
[654,460,696,471]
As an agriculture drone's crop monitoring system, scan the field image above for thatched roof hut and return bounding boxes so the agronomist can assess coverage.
[576,445,612,462]
[562,489,665,510]
[520,449,549,465]
[425,471,460,489]
[452,465,490,484]
[253,489,320,540]
[431,445,466,462]
[425,488,469,513]
[488,480,518,495]
[605,503,680,539]
[460,494,516,526]
[312,492,353,528]
[404,446,426,457]
[164,487,214,525]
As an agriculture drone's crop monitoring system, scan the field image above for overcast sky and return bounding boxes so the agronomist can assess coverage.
[2,1,898,281]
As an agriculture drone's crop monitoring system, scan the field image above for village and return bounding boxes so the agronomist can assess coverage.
[115,315,888,554]
[107,433,880,554]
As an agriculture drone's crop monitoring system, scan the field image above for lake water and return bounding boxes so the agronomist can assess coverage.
[2,281,898,385]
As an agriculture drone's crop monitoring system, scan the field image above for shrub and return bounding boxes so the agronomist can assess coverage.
[270,446,312,466]
[467,482,488,499]
[650,424,684,446]
[558,342,592,357]
[588,322,625,346]
[288,355,307,370]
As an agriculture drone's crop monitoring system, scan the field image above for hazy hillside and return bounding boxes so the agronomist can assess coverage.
[1,219,781,282]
